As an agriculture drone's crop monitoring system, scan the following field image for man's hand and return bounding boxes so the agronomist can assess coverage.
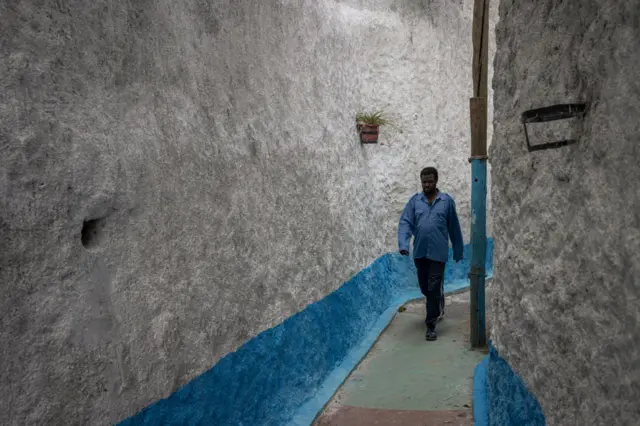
[399,250,410,256]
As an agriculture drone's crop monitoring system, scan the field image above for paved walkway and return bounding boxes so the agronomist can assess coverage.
[314,291,490,426]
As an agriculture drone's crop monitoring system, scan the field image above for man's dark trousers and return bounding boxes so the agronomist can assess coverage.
[414,257,445,330]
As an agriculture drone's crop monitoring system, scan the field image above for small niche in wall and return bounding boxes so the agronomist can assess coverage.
[81,217,107,249]
[521,103,586,152]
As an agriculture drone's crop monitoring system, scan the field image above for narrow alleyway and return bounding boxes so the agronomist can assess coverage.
[314,290,491,426]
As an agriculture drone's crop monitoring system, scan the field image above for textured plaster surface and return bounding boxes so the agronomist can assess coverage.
[339,0,498,243]
[117,244,492,425]
[473,341,545,426]
[1,1,495,424]
[116,254,416,426]
[490,1,640,425]
[485,343,545,426]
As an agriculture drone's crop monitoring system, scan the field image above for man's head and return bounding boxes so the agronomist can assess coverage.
[420,167,438,196]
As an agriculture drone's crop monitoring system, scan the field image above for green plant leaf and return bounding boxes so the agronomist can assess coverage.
[356,110,391,126]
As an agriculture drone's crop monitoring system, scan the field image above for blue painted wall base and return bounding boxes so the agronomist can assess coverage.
[118,240,493,426]
[473,341,546,426]
[473,356,490,425]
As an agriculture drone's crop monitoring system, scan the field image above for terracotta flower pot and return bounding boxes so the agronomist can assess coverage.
[359,123,379,143]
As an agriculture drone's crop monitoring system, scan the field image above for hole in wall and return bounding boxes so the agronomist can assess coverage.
[81,217,107,249]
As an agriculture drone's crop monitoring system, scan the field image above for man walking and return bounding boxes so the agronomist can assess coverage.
[398,167,464,341]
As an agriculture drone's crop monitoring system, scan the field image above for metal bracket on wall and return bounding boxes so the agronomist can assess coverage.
[468,154,489,163]
[522,103,586,152]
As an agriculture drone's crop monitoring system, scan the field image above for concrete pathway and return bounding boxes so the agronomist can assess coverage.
[314,291,490,426]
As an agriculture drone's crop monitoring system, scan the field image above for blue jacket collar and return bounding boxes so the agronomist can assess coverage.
[420,190,442,202]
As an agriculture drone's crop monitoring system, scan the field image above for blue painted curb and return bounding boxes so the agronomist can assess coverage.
[117,240,493,426]
[290,282,478,426]
[289,292,411,425]
[473,341,546,426]
[473,356,489,426]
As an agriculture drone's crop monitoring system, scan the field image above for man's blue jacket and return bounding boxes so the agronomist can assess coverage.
[398,190,464,263]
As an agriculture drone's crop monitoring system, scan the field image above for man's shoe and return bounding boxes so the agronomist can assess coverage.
[425,329,438,341]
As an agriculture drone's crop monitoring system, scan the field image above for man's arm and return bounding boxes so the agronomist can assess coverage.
[398,198,415,254]
[447,199,464,261]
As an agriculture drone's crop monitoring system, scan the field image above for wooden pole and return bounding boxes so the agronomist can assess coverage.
[469,0,489,348]
[472,0,489,99]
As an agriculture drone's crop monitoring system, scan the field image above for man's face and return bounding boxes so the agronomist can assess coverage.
[421,173,437,195]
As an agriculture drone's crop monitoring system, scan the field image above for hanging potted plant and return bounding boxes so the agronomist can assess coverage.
[356,110,391,144]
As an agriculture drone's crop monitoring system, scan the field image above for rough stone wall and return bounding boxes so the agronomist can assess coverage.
[0,0,488,424]
[490,1,640,425]
[345,0,497,244]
